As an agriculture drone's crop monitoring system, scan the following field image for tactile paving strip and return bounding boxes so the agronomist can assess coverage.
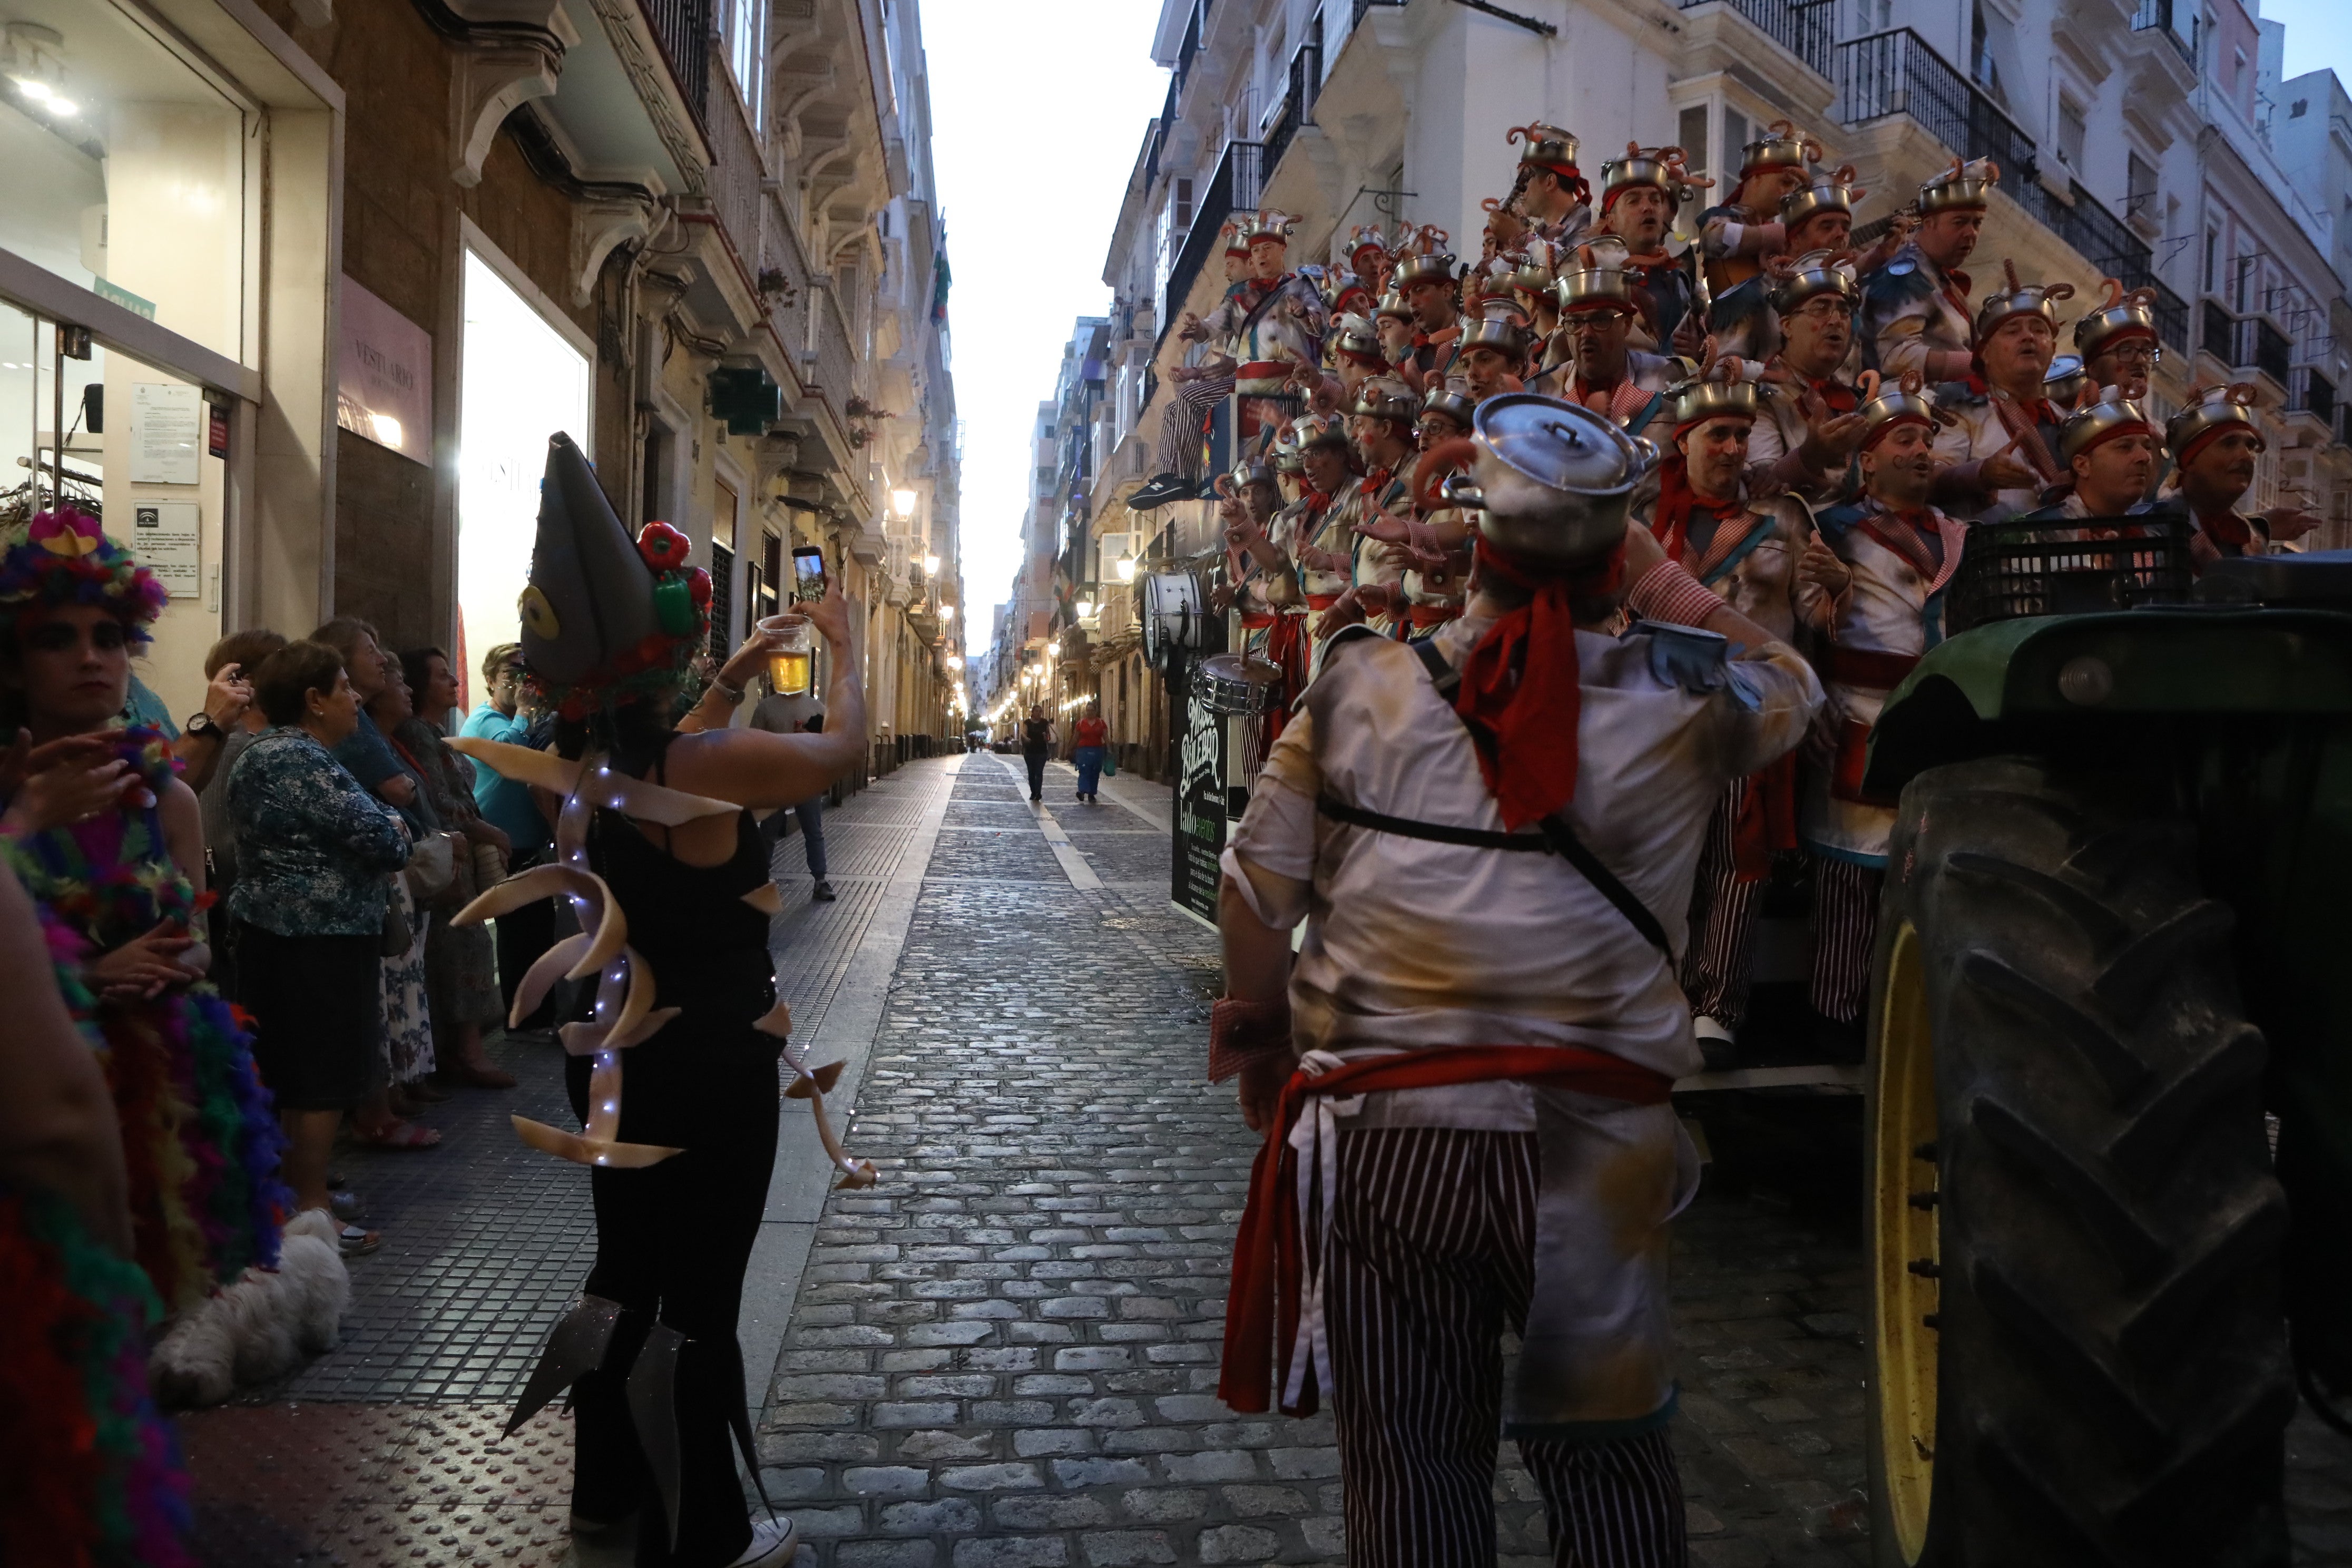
[183,1402,576,1567]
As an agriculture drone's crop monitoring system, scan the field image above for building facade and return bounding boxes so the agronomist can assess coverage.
[1,0,960,768]
[989,0,2350,778]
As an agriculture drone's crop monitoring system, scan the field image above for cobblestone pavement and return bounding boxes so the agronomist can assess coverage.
[179,752,2352,1564]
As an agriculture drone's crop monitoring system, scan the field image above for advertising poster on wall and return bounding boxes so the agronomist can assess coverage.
[1171,659,1227,928]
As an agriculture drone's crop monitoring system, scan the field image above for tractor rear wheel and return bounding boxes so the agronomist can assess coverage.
[1863,757,2294,1566]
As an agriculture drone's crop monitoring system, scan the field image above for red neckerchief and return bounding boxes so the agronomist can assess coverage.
[2198,508,2255,550]
[1805,375,1858,414]
[1649,457,1741,565]
[1569,374,1651,426]
[1455,537,1626,830]
[1855,504,1946,583]
[1412,324,1461,349]
[1939,262,1972,322]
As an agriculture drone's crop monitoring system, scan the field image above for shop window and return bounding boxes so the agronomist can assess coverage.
[0,4,249,363]
[457,247,591,684]
[1,298,227,721]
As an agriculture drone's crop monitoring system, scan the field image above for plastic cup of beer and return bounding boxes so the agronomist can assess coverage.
[758,613,815,695]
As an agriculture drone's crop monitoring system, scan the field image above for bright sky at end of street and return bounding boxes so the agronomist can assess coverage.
[925,0,1168,657]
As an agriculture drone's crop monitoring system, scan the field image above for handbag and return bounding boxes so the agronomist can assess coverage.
[1101,749,1118,778]
[379,876,414,957]
[403,830,459,904]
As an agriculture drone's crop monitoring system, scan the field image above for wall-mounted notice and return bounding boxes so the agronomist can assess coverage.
[129,501,201,595]
[129,383,203,485]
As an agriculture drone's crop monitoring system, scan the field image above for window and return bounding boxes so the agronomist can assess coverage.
[1853,0,1890,31]
[2127,151,2157,215]
[1171,177,1196,236]
[1677,105,1709,183]
[1722,109,1749,182]
[2056,98,2087,170]
[721,0,768,125]
[2291,97,2309,119]
[2204,227,2220,292]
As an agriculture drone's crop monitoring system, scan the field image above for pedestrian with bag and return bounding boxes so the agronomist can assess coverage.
[1021,703,1055,802]
[1071,701,1109,803]
[746,679,836,901]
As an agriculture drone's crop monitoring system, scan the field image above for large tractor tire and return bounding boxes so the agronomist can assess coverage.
[1863,757,2294,1566]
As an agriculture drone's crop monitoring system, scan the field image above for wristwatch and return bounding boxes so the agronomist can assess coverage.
[184,712,225,741]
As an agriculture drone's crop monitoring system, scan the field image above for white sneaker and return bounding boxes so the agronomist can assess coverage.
[727,1517,800,1567]
[1693,1015,1733,1044]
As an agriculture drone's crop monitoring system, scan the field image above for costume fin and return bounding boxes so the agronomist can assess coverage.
[629,1322,688,1550]
[506,1294,623,1435]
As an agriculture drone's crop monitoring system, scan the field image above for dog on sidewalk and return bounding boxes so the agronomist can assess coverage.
[149,1209,351,1407]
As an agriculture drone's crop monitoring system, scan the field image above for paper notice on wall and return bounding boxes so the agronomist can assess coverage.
[129,383,203,485]
[129,501,201,596]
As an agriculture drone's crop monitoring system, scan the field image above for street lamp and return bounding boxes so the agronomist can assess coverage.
[923,553,940,576]
[1114,549,1136,583]
[890,487,917,520]
[1074,599,1095,619]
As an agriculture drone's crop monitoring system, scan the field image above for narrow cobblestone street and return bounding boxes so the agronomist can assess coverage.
[180,753,2352,1567]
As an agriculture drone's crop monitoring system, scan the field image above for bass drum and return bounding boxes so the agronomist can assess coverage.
[1195,653,1286,716]
[1140,571,1207,674]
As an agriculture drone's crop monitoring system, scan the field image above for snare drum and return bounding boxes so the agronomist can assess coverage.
[1196,652,1286,716]
[1141,572,1207,672]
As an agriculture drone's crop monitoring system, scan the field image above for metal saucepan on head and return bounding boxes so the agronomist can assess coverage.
[1435,394,1657,567]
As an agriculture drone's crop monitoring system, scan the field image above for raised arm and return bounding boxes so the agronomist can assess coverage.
[671,581,869,810]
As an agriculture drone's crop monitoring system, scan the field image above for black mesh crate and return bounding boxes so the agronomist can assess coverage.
[1945,515,2193,633]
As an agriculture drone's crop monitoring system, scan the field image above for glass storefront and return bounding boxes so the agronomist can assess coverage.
[0,297,228,726]
[2,0,250,363]
[456,247,592,704]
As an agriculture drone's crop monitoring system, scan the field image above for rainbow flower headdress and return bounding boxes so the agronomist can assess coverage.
[0,508,168,644]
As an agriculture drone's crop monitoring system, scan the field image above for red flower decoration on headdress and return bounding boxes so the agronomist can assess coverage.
[636,521,691,572]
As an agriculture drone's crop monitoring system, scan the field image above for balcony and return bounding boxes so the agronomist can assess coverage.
[1154,138,1267,350]
[1835,28,2188,348]
[2253,318,2292,389]
[2290,367,2338,433]
[1680,0,1836,80]
[641,0,711,131]
[2204,299,2236,362]
[1261,39,1322,179]
[1351,0,1407,25]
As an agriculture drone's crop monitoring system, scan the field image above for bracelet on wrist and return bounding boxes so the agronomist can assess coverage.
[711,676,746,705]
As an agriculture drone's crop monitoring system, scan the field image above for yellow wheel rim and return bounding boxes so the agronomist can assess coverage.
[1874,921,1941,1562]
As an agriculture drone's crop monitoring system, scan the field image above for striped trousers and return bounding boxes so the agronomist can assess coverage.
[1155,376,1234,478]
[1807,857,1884,1025]
[1327,1126,1688,1567]
[1680,784,1766,1031]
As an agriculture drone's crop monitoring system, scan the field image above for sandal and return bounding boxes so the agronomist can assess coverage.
[339,1224,382,1257]
[354,1120,442,1151]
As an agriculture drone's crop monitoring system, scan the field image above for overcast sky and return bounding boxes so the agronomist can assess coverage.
[2260,0,2352,84]
[923,0,1168,656]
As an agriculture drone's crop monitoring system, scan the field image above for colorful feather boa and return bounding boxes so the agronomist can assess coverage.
[0,1181,192,1567]
[2,726,290,1310]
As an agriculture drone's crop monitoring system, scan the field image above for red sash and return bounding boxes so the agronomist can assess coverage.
[1220,1045,1675,1415]
[1730,751,1800,881]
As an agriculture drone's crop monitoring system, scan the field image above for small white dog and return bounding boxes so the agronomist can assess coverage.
[150,1208,352,1407]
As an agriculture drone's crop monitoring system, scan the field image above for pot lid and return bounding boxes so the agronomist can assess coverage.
[1472,394,1647,496]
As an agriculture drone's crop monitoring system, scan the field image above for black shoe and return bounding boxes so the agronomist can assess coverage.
[1128,472,1194,510]
[811,880,837,902]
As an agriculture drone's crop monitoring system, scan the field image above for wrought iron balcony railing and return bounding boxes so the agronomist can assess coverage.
[640,0,711,130]
[1680,0,1837,80]
[1154,139,1266,350]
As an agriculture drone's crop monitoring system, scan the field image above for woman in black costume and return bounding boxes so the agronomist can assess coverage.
[460,435,865,1568]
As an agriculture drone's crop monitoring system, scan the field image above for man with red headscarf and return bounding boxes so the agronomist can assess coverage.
[1593,143,1703,348]
[1208,396,1821,1567]
[1631,378,1832,1062]
[1800,378,1972,1054]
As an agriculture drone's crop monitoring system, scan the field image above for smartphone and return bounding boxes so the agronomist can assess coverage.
[791,545,827,603]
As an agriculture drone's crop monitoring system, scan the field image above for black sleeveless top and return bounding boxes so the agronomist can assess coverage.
[1023,719,1051,756]
[584,762,775,1055]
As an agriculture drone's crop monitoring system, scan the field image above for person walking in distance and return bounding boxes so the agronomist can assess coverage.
[1021,703,1055,802]
[1072,701,1109,804]
[746,676,836,901]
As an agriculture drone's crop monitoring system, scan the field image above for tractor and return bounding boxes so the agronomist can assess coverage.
[1854,520,2352,1565]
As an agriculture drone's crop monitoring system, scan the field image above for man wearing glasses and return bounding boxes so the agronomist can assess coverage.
[462,644,558,1034]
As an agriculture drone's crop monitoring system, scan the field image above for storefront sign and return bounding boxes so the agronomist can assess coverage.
[128,383,202,485]
[1171,661,1228,927]
[337,277,433,462]
[129,501,201,595]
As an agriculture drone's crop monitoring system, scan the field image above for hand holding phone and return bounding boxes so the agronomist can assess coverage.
[791,545,827,604]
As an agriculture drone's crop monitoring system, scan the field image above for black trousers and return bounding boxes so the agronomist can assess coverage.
[495,858,558,1029]
[1023,750,1048,799]
[565,1035,781,1568]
